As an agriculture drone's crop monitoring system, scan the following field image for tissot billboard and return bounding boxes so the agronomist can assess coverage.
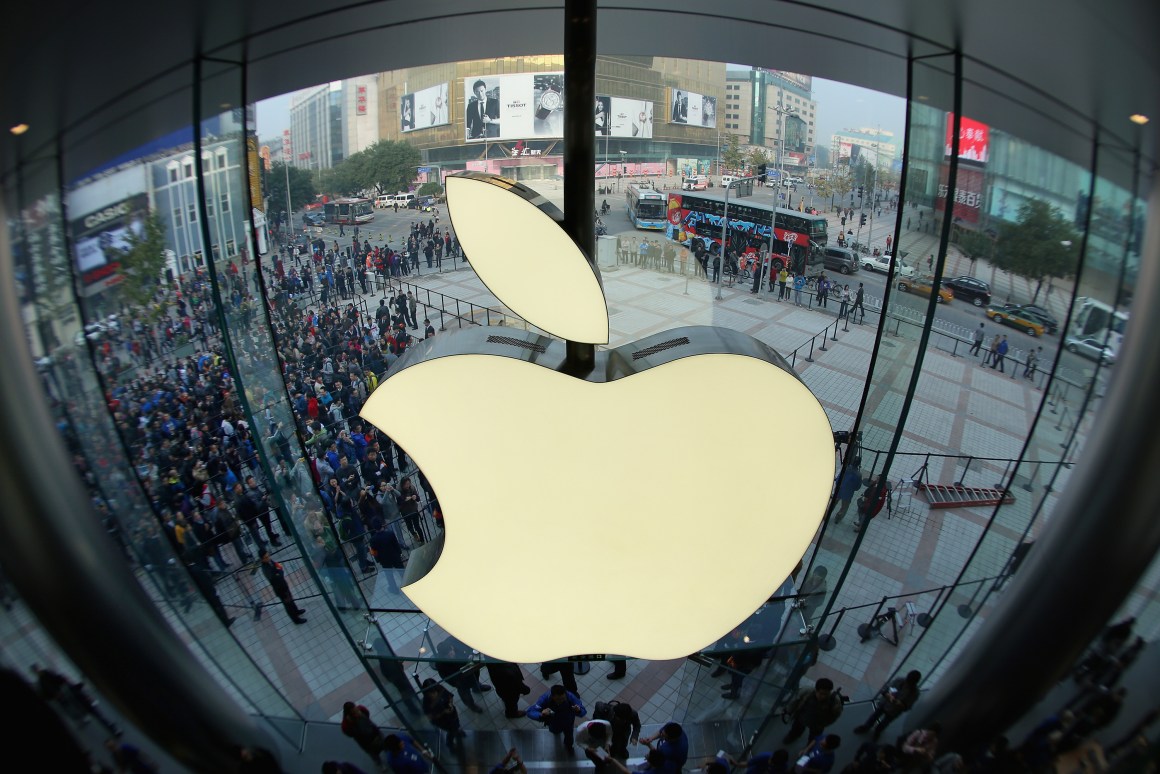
[464,73,565,142]
[596,96,654,138]
[401,83,450,133]
[667,88,717,128]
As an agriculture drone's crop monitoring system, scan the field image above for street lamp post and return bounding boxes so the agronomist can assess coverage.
[769,97,798,211]
[714,175,760,300]
[618,150,627,193]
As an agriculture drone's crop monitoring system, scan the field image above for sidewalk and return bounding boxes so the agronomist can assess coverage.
[397,257,1080,708]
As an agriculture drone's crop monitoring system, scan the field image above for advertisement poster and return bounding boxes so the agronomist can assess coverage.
[668,88,717,128]
[945,114,990,163]
[401,83,450,132]
[937,164,985,224]
[838,141,852,159]
[596,96,654,138]
[70,193,150,286]
[464,73,564,142]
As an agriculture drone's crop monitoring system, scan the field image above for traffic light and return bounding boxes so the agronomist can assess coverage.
[860,212,868,226]
[858,186,864,197]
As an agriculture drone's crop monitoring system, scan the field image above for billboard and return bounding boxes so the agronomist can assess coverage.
[849,144,878,168]
[464,73,564,142]
[937,164,985,224]
[838,141,852,160]
[401,82,450,133]
[667,88,717,128]
[596,96,654,138]
[71,193,149,286]
[945,114,990,163]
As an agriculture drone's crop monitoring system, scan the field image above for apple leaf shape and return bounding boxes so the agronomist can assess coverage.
[446,173,609,344]
[362,345,833,663]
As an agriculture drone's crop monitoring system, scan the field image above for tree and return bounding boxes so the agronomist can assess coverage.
[745,147,770,176]
[721,134,746,175]
[993,200,1081,302]
[418,182,444,197]
[830,168,855,206]
[266,162,317,213]
[112,211,167,309]
[357,140,422,196]
[320,161,364,197]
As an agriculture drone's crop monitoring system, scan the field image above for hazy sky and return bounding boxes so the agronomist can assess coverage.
[255,70,908,150]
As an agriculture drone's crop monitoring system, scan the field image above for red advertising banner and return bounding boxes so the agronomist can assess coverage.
[356,85,367,116]
[937,164,985,225]
[944,114,989,163]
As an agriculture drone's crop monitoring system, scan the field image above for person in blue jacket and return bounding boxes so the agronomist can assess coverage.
[527,684,586,756]
[640,722,688,774]
[830,465,863,524]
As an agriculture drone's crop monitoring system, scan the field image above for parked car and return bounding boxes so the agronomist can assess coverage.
[897,275,953,303]
[942,276,992,307]
[1065,335,1116,365]
[301,212,325,227]
[861,252,916,278]
[986,304,1051,337]
[823,247,859,275]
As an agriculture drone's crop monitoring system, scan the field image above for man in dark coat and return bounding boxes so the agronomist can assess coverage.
[260,549,306,624]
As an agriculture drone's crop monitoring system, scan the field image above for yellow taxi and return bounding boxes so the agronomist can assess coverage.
[985,304,1049,337]
[896,275,953,303]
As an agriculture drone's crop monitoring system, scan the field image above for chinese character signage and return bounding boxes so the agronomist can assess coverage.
[944,114,989,164]
[356,85,368,116]
[937,165,985,224]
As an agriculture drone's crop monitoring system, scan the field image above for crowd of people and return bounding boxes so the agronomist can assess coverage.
[35,203,1150,773]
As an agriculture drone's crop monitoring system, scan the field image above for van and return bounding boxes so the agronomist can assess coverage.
[823,246,859,275]
[719,175,740,189]
[374,195,391,208]
[394,192,416,207]
[682,175,709,191]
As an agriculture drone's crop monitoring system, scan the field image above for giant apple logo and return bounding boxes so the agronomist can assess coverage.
[362,173,834,663]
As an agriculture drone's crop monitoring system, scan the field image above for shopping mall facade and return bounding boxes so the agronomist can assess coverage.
[0,1,1157,771]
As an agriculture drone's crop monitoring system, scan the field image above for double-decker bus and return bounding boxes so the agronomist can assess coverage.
[625,184,667,230]
[666,192,828,276]
[323,197,375,225]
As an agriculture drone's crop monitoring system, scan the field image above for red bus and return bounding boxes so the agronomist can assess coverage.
[667,193,827,276]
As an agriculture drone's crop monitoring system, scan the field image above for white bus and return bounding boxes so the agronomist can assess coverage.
[625,184,667,230]
[1068,296,1129,354]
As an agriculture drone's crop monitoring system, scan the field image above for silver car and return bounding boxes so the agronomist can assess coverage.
[1065,335,1116,365]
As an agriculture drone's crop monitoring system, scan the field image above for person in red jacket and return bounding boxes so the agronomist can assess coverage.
[852,475,889,533]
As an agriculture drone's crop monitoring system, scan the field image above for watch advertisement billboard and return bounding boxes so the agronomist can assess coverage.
[667,88,717,128]
[401,82,450,133]
[945,114,990,164]
[596,96,654,138]
[464,73,565,142]
[70,193,150,286]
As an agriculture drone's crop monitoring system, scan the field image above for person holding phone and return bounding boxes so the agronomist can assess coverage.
[579,719,614,771]
[527,684,587,756]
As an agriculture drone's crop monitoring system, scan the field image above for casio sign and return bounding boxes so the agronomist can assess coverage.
[84,202,131,230]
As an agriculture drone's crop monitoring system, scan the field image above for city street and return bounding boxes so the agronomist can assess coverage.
[284,177,1105,384]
